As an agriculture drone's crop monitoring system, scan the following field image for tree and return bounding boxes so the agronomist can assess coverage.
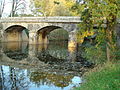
[10,0,26,17]
[30,0,77,16]
[0,0,5,17]
[77,0,120,61]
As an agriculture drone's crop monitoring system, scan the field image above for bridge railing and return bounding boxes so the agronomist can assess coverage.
[0,16,81,23]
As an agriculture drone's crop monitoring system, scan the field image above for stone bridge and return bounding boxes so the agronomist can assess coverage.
[0,16,120,47]
[0,16,81,47]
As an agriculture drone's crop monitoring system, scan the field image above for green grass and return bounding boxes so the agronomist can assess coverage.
[75,61,120,90]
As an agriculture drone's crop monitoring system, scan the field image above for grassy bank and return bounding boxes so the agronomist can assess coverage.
[75,61,120,90]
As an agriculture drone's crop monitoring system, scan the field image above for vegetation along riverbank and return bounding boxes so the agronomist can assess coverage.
[75,61,120,90]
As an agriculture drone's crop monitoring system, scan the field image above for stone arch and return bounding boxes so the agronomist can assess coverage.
[36,25,69,44]
[3,25,29,42]
[28,23,78,48]
[37,23,78,32]
[3,23,28,31]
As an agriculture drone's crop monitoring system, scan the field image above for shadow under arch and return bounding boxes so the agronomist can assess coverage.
[2,42,29,61]
[4,25,29,42]
[36,26,69,44]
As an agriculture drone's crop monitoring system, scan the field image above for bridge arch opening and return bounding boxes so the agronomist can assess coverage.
[36,26,69,44]
[4,25,29,42]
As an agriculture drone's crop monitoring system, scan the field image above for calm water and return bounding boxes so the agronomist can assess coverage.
[0,41,92,90]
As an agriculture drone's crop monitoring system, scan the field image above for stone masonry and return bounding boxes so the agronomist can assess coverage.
[0,17,81,48]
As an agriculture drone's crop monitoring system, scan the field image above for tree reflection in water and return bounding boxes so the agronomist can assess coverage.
[30,71,73,88]
[0,65,83,90]
[0,42,93,90]
[0,66,29,90]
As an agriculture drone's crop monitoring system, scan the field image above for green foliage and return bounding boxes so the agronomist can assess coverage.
[75,1,120,89]
[110,47,120,61]
[96,29,107,46]
[77,0,120,33]
[81,28,109,64]
[48,29,68,41]
[75,62,120,90]
[83,46,107,64]
[76,0,120,62]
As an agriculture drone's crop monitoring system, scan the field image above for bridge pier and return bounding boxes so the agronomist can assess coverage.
[37,32,48,44]
[29,31,48,44]
[29,31,37,44]
[0,23,3,41]
[0,29,4,42]
[68,31,77,48]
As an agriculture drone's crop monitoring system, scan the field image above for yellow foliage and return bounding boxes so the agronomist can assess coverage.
[77,30,95,44]
[31,0,76,16]
[68,41,76,48]
[68,47,76,53]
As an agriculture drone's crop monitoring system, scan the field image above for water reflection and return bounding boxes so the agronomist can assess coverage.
[0,66,29,90]
[0,42,93,90]
[2,42,28,60]
[30,71,73,88]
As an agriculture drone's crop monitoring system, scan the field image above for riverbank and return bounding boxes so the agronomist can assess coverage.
[75,61,120,90]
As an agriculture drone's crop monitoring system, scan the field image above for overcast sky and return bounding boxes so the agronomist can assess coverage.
[2,0,31,17]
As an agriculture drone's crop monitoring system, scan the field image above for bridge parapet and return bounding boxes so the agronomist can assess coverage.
[0,16,81,23]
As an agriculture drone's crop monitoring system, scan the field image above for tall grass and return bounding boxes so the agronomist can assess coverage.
[75,61,120,90]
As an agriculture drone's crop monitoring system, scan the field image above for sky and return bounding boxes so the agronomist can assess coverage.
[2,0,31,17]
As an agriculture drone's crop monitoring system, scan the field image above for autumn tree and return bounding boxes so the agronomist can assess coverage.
[30,0,77,16]
[76,0,120,62]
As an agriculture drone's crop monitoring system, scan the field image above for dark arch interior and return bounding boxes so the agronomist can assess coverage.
[5,25,26,31]
[37,26,61,34]
[5,25,29,42]
[37,26,69,42]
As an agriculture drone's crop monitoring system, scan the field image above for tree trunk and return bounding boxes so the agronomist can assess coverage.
[11,0,15,17]
[106,21,116,61]
[106,44,110,61]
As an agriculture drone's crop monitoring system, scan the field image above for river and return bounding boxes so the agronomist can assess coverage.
[0,41,93,90]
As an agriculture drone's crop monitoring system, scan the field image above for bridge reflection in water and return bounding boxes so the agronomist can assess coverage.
[0,41,93,90]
